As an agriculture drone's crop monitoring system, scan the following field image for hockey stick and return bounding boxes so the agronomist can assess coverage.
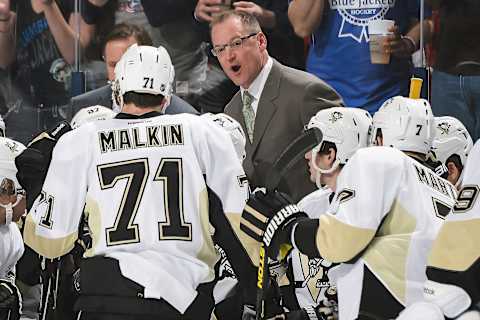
[255,127,323,320]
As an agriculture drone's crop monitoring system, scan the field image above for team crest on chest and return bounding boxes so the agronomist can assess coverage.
[299,254,333,303]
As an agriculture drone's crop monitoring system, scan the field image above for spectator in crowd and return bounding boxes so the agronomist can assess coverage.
[70,23,198,116]
[142,0,237,113]
[0,0,101,144]
[288,0,433,113]
[210,11,343,201]
[428,0,480,141]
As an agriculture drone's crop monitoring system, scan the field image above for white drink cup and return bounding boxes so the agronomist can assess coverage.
[368,19,395,64]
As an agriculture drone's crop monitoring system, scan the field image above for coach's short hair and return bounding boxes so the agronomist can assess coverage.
[210,10,262,34]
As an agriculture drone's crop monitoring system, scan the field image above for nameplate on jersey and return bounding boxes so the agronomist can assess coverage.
[413,163,456,200]
[98,124,184,153]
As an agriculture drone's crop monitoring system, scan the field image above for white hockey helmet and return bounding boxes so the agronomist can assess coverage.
[0,137,26,224]
[431,116,473,167]
[0,114,5,137]
[349,108,373,147]
[202,113,246,161]
[71,105,116,129]
[307,107,372,181]
[371,96,435,155]
[113,44,175,109]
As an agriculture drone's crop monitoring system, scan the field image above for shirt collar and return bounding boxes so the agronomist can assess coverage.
[241,56,273,102]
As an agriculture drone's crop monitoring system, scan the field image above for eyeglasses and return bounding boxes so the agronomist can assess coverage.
[211,33,258,57]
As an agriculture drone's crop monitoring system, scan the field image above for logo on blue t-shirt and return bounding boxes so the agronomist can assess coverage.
[330,0,396,42]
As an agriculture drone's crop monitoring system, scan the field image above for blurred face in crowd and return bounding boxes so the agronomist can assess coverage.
[211,16,268,89]
[104,36,137,81]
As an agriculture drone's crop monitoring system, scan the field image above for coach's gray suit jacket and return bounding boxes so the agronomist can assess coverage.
[225,59,344,201]
[70,85,199,117]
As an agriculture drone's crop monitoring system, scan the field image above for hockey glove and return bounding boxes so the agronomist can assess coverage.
[16,121,72,210]
[0,279,21,319]
[241,189,308,259]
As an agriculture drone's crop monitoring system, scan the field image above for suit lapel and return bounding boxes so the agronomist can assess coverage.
[251,60,282,154]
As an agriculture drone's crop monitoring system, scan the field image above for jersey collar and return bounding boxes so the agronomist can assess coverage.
[115,111,162,119]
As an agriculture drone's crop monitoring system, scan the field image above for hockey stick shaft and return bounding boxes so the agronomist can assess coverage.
[255,127,323,320]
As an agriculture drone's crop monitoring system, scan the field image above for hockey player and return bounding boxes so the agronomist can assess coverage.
[0,137,26,320]
[431,116,473,188]
[22,44,255,320]
[201,112,248,318]
[241,96,457,319]
[426,140,480,319]
[279,107,372,320]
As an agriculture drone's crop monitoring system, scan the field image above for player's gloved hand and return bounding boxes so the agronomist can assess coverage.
[241,189,308,259]
[15,121,72,210]
[0,279,21,319]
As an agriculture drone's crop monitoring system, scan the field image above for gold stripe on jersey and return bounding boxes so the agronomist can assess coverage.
[428,218,480,272]
[363,200,416,304]
[84,196,102,258]
[226,212,261,266]
[23,214,77,259]
[316,215,375,263]
[197,189,219,281]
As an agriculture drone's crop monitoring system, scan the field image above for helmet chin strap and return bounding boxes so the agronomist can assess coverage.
[1,194,23,225]
[311,145,340,189]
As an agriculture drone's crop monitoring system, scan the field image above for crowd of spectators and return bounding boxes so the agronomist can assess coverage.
[0,0,478,142]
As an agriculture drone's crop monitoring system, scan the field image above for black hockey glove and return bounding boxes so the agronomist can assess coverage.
[15,121,72,210]
[241,189,308,259]
[0,280,21,320]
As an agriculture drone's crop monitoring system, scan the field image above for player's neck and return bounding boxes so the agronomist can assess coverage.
[321,168,341,192]
[121,103,162,115]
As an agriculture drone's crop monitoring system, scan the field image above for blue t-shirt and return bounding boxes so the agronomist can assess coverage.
[306,0,426,113]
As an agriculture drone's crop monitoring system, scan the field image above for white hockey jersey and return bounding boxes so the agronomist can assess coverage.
[429,140,480,273]
[313,147,457,319]
[427,141,480,317]
[0,223,24,278]
[23,113,250,313]
[293,187,337,309]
